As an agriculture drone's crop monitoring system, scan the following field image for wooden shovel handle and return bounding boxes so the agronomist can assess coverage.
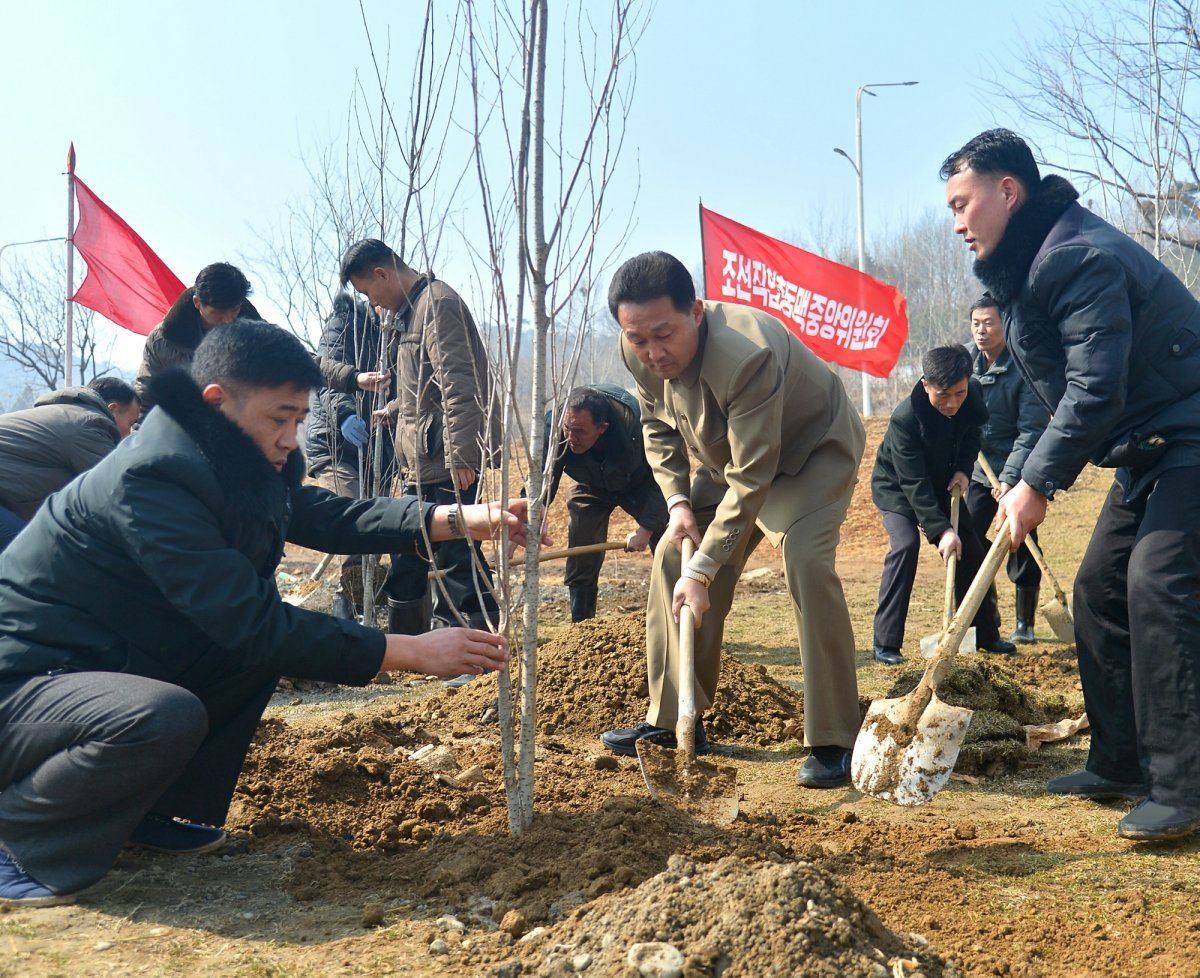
[975,454,1068,602]
[677,538,698,764]
[943,486,961,632]
[536,541,626,563]
[919,517,1012,695]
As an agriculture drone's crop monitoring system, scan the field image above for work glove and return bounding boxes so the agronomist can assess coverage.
[340,415,370,449]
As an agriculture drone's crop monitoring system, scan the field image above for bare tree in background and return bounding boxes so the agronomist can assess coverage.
[999,0,1200,284]
[0,247,112,393]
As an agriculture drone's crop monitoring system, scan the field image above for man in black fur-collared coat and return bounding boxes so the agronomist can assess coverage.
[0,321,526,907]
[134,262,260,417]
[942,129,1200,841]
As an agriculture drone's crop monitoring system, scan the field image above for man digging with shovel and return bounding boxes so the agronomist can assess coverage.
[599,251,865,790]
[942,128,1200,840]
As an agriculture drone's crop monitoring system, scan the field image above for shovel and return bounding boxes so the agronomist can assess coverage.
[852,517,1012,806]
[977,455,1074,642]
[537,541,626,562]
[636,538,739,824]
[919,486,976,658]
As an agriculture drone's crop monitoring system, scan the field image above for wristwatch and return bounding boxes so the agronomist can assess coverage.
[681,567,712,588]
[446,505,467,538]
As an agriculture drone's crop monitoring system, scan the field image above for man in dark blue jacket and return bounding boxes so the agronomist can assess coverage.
[943,128,1200,840]
[870,345,1012,665]
[0,320,529,906]
[966,293,1051,642]
[544,385,668,621]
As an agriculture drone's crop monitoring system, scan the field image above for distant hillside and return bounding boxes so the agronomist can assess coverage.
[0,357,135,414]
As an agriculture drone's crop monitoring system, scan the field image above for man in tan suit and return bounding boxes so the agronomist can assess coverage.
[599,251,865,788]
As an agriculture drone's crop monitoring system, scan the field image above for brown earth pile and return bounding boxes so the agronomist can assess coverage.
[885,659,1070,774]
[508,853,952,978]
[443,612,806,746]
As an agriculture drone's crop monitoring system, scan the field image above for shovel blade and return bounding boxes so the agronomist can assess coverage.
[919,626,976,659]
[851,691,973,806]
[1040,596,1074,643]
[636,738,740,825]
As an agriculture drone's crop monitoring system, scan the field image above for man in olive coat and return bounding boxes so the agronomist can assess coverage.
[0,320,526,906]
[599,251,865,789]
[340,240,499,642]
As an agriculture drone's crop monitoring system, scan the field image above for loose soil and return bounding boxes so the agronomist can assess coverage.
[6,417,1200,978]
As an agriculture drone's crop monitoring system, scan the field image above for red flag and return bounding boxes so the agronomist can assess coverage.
[700,206,908,378]
[70,176,186,336]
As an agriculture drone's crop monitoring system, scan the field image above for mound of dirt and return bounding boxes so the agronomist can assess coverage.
[505,853,952,978]
[443,612,806,746]
[229,712,511,851]
[884,659,1071,775]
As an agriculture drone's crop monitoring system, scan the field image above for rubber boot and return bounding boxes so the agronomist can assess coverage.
[1010,586,1039,643]
[386,595,431,636]
[331,591,357,622]
[569,584,599,623]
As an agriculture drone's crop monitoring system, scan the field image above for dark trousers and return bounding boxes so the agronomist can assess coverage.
[0,670,277,894]
[384,477,498,625]
[0,504,26,553]
[1075,467,1200,808]
[562,482,664,587]
[966,481,1042,587]
[873,508,1001,650]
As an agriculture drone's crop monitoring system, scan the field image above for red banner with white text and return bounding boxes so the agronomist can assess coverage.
[700,206,907,378]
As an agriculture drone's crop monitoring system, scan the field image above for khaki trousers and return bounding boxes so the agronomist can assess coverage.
[644,459,862,749]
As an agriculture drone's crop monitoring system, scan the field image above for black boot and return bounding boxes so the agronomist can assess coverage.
[331,591,356,621]
[386,595,431,635]
[569,584,599,622]
[1010,586,1039,643]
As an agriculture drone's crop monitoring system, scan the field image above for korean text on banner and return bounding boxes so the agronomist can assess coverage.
[71,177,186,336]
[700,206,907,378]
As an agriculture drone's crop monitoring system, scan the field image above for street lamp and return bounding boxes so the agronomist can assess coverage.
[833,80,918,417]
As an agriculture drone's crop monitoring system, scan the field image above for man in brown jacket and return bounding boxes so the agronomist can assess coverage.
[340,240,499,660]
[599,251,865,789]
[135,263,259,416]
[0,377,140,551]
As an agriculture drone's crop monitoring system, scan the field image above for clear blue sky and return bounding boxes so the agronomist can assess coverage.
[0,0,1067,374]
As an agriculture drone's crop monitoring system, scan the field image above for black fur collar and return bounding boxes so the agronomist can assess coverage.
[160,288,205,348]
[909,377,989,429]
[973,175,1080,305]
[147,368,305,516]
[161,288,263,348]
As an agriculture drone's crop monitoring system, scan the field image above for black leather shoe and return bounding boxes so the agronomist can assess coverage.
[796,746,851,788]
[599,719,711,757]
[1046,769,1148,801]
[872,644,904,666]
[1117,799,1200,840]
[981,637,1018,655]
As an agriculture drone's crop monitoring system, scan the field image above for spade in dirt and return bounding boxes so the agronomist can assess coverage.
[977,453,1074,642]
[637,538,739,824]
[852,517,1013,807]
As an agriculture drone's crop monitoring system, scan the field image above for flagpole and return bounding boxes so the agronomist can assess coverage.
[65,142,76,388]
[697,199,706,297]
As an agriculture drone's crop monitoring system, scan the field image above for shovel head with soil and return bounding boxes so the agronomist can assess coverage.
[852,518,1012,806]
[637,539,739,824]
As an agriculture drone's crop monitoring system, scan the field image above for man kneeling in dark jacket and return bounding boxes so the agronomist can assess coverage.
[0,320,531,907]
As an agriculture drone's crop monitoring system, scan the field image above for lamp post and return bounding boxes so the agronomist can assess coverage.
[834,80,918,417]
